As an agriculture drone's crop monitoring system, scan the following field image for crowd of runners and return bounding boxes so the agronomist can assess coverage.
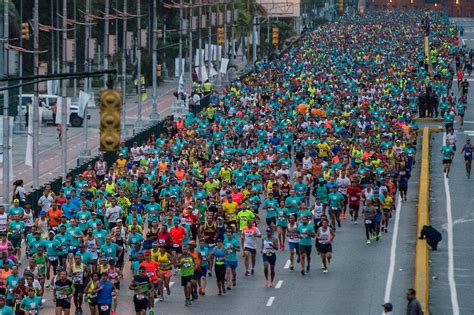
[0,9,467,315]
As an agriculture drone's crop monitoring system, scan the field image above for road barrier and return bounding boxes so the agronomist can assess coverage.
[415,126,431,314]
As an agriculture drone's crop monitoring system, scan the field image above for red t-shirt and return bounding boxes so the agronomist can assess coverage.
[346,185,362,206]
[169,226,186,245]
[231,192,244,206]
[157,231,171,247]
[140,260,159,283]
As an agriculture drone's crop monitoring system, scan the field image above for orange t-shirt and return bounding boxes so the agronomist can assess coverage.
[169,226,186,245]
[140,260,159,283]
[47,208,64,227]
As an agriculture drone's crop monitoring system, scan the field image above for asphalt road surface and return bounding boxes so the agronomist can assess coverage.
[31,185,418,314]
[429,18,474,315]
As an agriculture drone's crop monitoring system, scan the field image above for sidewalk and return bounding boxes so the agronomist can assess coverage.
[0,79,181,199]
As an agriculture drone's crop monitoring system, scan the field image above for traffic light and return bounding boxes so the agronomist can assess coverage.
[156,64,162,77]
[272,27,279,46]
[156,29,163,39]
[217,27,225,46]
[21,22,30,40]
[337,0,345,15]
[99,89,122,152]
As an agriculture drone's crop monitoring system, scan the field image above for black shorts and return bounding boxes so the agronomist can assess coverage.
[193,269,202,281]
[48,257,59,267]
[443,158,452,164]
[74,284,85,294]
[133,294,149,312]
[181,275,193,286]
[266,217,276,226]
[318,243,332,254]
[349,204,360,211]
[58,253,68,262]
[172,245,182,254]
[244,247,257,255]
[464,155,472,161]
[299,244,312,256]
[56,298,71,309]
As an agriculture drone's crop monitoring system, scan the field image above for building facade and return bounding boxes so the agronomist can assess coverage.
[370,0,474,17]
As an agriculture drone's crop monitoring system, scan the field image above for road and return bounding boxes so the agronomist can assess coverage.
[31,185,418,314]
[429,18,474,315]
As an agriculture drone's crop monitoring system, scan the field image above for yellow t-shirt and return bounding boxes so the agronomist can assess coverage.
[222,201,238,222]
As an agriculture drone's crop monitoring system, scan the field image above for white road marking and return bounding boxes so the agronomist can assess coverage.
[266,296,275,306]
[462,38,466,45]
[464,121,474,124]
[443,132,460,315]
[383,194,402,303]
[170,281,175,287]
[442,218,474,230]
[284,259,291,269]
[275,280,283,289]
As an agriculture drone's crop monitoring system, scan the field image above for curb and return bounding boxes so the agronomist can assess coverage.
[415,126,431,314]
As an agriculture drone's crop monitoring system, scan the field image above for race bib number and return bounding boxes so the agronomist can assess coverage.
[173,244,180,248]
[183,262,191,268]
[351,197,357,201]
[100,305,109,311]
[48,256,58,262]
[365,220,372,224]
[136,294,145,300]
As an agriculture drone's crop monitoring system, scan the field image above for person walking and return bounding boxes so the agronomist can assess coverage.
[406,288,423,315]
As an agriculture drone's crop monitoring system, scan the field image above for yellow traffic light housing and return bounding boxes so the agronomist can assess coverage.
[156,64,162,77]
[337,0,345,14]
[217,27,225,46]
[21,22,30,40]
[272,27,279,46]
[99,89,122,152]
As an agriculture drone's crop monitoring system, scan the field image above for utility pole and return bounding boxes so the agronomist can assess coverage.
[197,0,202,82]
[80,0,91,158]
[2,0,10,205]
[207,4,211,81]
[121,0,128,138]
[188,0,193,94]
[13,0,25,134]
[32,0,40,187]
[61,0,68,179]
[104,0,109,87]
[178,0,183,79]
[252,15,257,66]
[135,0,143,132]
[216,0,221,86]
[73,0,77,100]
[231,0,235,60]
[149,0,159,121]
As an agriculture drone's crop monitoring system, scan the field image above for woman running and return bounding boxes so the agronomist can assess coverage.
[316,219,335,273]
[287,215,300,270]
[363,199,376,245]
[157,245,173,301]
[209,238,227,296]
[262,227,279,287]
[275,200,289,251]
[85,272,101,315]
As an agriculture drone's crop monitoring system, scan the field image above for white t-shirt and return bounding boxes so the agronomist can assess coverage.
[241,227,261,249]
[0,213,8,231]
[106,206,122,223]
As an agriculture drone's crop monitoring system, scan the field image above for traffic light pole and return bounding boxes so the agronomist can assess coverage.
[121,0,128,139]
[104,0,110,88]
[149,0,159,121]
[2,0,11,206]
[188,0,193,94]
[61,0,68,180]
[80,0,92,159]
[33,0,41,187]
[134,0,144,133]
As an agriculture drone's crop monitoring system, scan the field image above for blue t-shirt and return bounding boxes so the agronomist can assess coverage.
[97,279,113,305]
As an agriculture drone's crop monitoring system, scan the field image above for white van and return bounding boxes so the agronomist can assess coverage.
[19,94,83,127]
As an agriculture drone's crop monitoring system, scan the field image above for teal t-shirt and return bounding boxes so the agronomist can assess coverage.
[298,223,315,246]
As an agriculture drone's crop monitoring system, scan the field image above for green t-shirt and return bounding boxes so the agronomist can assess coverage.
[237,210,255,230]
[180,256,195,277]
[442,145,454,159]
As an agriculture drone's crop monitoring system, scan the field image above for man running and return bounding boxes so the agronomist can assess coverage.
[241,219,261,276]
[261,227,279,287]
[461,138,473,178]
[441,138,455,177]
[316,219,335,273]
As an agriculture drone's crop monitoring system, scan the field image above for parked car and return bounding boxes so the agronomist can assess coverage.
[19,94,83,127]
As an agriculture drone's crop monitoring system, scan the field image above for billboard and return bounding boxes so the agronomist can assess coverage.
[257,0,301,17]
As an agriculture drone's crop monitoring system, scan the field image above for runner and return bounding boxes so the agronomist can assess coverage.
[53,270,75,315]
[261,227,278,287]
[316,219,335,273]
[209,238,226,296]
[297,215,315,276]
[286,215,300,270]
[460,138,473,178]
[178,245,195,306]
[240,219,261,276]
[129,266,154,315]
[441,138,455,177]
[223,227,239,290]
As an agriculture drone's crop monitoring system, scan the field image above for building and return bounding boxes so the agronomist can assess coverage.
[370,0,474,17]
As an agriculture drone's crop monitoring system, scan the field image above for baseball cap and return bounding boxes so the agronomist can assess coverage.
[13,199,19,203]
